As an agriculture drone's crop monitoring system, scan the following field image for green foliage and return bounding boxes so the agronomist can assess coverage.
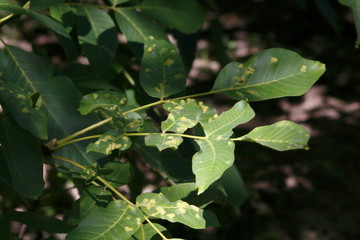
[0,0,326,239]
[339,0,360,46]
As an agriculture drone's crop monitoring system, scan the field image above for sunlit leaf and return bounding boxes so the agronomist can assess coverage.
[138,0,207,34]
[193,136,235,194]
[161,99,202,133]
[66,200,144,240]
[203,100,255,138]
[0,81,48,139]
[114,9,167,43]
[124,112,143,132]
[212,48,326,101]
[130,223,169,240]
[145,133,183,151]
[78,90,127,115]
[140,36,186,99]
[238,120,310,151]
[137,193,206,229]
[87,130,132,155]
[197,101,218,126]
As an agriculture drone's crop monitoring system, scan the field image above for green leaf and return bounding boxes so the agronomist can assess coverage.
[211,48,326,101]
[114,9,168,43]
[193,136,235,194]
[0,2,26,14]
[30,0,64,10]
[6,210,73,233]
[238,120,310,151]
[0,81,48,139]
[109,0,130,6]
[137,193,206,229]
[87,130,132,155]
[140,36,186,99]
[145,133,183,151]
[78,90,127,115]
[101,161,133,188]
[0,45,100,168]
[339,0,360,46]
[75,6,118,72]
[50,3,76,29]
[198,101,218,126]
[66,200,144,240]
[123,112,144,132]
[160,183,197,202]
[139,0,207,34]
[219,165,248,206]
[130,223,169,240]
[0,116,44,199]
[161,99,202,133]
[203,100,255,138]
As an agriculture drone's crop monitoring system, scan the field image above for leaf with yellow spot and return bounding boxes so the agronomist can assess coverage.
[212,48,325,101]
[145,133,183,151]
[86,130,131,155]
[78,90,127,115]
[136,193,206,229]
[140,36,186,99]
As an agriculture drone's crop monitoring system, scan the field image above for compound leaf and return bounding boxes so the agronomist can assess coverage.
[212,48,326,101]
[66,200,144,240]
[137,193,206,229]
[87,130,132,155]
[140,36,186,99]
[138,0,207,34]
[238,120,310,151]
[145,133,183,151]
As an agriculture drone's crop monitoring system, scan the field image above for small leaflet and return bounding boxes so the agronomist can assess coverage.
[86,130,132,155]
[144,133,183,151]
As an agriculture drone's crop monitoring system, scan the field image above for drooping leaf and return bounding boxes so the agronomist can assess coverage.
[6,210,74,233]
[0,45,100,168]
[66,200,144,240]
[0,116,44,199]
[138,0,207,34]
[140,36,186,99]
[130,223,169,240]
[339,0,360,46]
[101,161,133,188]
[211,48,326,101]
[203,100,255,138]
[161,99,202,133]
[219,165,248,206]
[137,193,206,229]
[193,136,235,194]
[0,2,26,15]
[78,90,127,115]
[30,0,64,10]
[0,81,48,139]
[75,6,118,72]
[145,133,183,151]
[50,3,76,30]
[87,130,132,155]
[109,0,130,6]
[114,9,168,43]
[237,120,310,151]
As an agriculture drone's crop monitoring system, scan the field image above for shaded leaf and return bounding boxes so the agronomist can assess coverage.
[140,36,186,99]
[211,48,326,101]
[137,193,206,229]
[145,133,183,151]
[30,0,64,10]
[87,130,132,155]
[339,0,360,46]
[138,0,206,34]
[109,0,130,6]
[123,112,143,132]
[219,165,248,206]
[0,81,48,139]
[193,136,235,194]
[101,161,133,188]
[203,100,255,138]
[238,120,310,151]
[66,200,144,240]
[130,223,169,240]
[78,90,127,115]
[114,9,167,43]
[161,99,202,133]
[0,2,26,14]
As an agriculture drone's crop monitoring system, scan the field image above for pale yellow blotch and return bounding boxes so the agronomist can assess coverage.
[147,47,153,52]
[190,205,199,212]
[270,57,279,63]
[176,201,188,208]
[300,65,307,72]
[235,91,244,97]
[105,143,122,154]
[164,58,175,66]
[145,68,152,72]
[135,218,142,225]
[119,98,126,105]
[167,213,175,219]
[168,114,176,121]
[92,93,99,100]
[245,67,255,75]
[180,99,186,105]
[213,114,219,119]
[246,89,259,96]
[195,214,201,219]
[148,199,156,205]
[124,226,133,232]
[17,94,26,100]
[216,136,224,141]
[156,207,166,215]
[149,36,155,40]
[238,63,244,69]
[227,141,232,145]
[154,87,161,93]
[178,208,186,214]
[201,105,209,113]
[142,198,149,204]
[21,108,30,114]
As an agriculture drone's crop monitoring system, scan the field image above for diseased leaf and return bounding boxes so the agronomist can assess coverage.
[66,200,144,240]
[212,48,326,101]
[130,223,169,240]
[75,6,118,72]
[0,81,48,139]
[78,90,127,115]
[138,0,207,34]
[203,100,255,138]
[161,99,202,133]
[238,120,310,151]
[140,36,186,99]
[193,136,235,194]
[123,112,143,132]
[87,130,132,155]
[137,193,206,229]
[145,133,183,151]
[197,101,218,126]
[114,9,167,43]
